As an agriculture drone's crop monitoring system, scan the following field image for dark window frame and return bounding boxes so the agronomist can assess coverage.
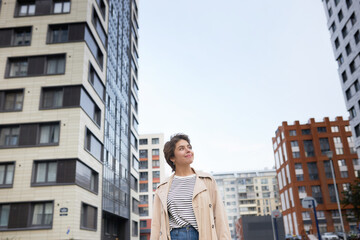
[6,54,66,78]
[80,202,97,231]
[0,162,15,188]
[0,89,24,112]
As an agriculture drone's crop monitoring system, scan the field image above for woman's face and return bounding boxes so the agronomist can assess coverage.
[171,139,194,167]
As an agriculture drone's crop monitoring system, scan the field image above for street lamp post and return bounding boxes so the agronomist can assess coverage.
[326,151,347,240]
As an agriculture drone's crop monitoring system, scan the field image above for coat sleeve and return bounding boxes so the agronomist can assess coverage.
[150,192,162,240]
[210,178,231,240]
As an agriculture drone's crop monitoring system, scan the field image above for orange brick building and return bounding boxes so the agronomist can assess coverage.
[272,117,359,236]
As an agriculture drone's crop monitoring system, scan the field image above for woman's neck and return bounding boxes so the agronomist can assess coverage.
[175,166,194,177]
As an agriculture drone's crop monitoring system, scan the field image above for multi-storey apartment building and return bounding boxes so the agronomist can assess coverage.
[0,0,140,239]
[272,117,359,236]
[138,133,166,240]
[213,170,281,240]
[322,0,360,157]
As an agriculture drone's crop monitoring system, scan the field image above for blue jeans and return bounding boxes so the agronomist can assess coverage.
[170,225,199,240]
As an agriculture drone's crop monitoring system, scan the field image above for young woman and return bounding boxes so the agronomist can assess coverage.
[150,133,231,240]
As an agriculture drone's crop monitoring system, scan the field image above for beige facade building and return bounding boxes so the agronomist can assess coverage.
[213,170,281,240]
[0,0,140,239]
[138,133,166,240]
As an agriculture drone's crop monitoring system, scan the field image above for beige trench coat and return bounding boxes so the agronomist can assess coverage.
[150,169,231,240]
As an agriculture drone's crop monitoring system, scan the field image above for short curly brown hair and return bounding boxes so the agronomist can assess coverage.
[163,133,191,172]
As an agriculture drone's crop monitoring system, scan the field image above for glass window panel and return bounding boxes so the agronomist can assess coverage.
[63,2,70,12]
[32,204,43,225]
[56,58,65,73]
[28,5,35,14]
[47,59,57,74]
[40,125,50,144]
[0,205,10,227]
[36,163,47,183]
[0,166,4,184]
[48,162,57,182]
[50,125,60,143]
[19,5,28,15]
[14,93,23,110]
[44,203,53,225]
[4,93,15,110]
[54,3,62,13]
[5,164,14,184]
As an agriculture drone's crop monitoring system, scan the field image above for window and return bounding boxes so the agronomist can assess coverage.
[355,31,360,44]
[139,160,148,169]
[7,55,66,77]
[130,174,138,192]
[140,172,148,181]
[34,161,57,183]
[334,0,339,6]
[317,127,327,133]
[290,141,298,147]
[46,55,65,74]
[92,8,106,46]
[39,123,60,144]
[350,107,357,119]
[341,170,349,178]
[0,163,15,187]
[81,203,97,230]
[88,64,105,100]
[53,1,70,14]
[152,160,160,168]
[303,140,315,157]
[152,149,159,156]
[342,71,348,82]
[132,116,138,133]
[342,25,348,38]
[350,12,356,25]
[132,221,138,236]
[18,2,36,16]
[307,162,319,180]
[324,161,333,179]
[301,129,311,135]
[140,195,148,205]
[132,198,139,214]
[132,155,139,172]
[131,94,138,112]
[140,183,148,192]
[0,89,24,112]
[311,185,323,204]
[302,211,310,220]
[152,138,159,144]
[334,38,340,49]
[319,138,330,155]
[356,124,360,137]
[13,28,31,46]
[289,130,296,136]
[139,139,148,145]
[41,88,63,108]
[85,128,103,161]
[333,137,341,143]
[80,89,101,126]
[338,10,343,22]
[346,43,352,55]
[130,132,138,150]
[328,7,333,17]
[330,22,336,33]
[336,147,344,155]
[0,204,10,228]
[153,171,160,179]
[331,126,339,132]
[139,149,148,158]
[31,202,53,227]
[153,182,159,191]
[0,126,19,146]
[337,54,344,66]
[48,25,68,43]
[346,0,353,8]
[8,58,28,77]
[140,220,147,228]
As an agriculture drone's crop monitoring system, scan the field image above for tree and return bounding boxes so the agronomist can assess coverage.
[341,177,360,222]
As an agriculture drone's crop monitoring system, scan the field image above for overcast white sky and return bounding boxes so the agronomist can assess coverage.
[137,0,348,174]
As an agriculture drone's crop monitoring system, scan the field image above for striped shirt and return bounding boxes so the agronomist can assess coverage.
[167,174,198,230]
